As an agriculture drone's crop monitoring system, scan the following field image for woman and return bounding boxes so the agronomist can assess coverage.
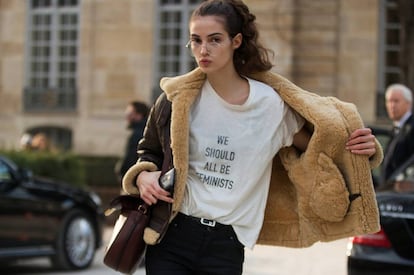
[123,0,382,274]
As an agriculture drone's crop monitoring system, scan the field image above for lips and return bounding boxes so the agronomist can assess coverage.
[199,58,211,66]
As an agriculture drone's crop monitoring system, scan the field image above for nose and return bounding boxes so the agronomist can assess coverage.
[199,43,209,55]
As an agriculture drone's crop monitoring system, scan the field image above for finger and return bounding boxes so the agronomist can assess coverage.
[152,187,172,200]
[349,133,374,143]
[157,194,174,203]
[154,185,172,196]
[140,196,153,205]
[346,134,374,146]
[141,191,158,205]
[148,196,158,205]
[347,141,376,150]
[348,128,372,140]
[350,148,376,155]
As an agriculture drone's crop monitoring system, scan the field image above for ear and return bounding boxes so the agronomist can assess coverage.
[232,33,242,50]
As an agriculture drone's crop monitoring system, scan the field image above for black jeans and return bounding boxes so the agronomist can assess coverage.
[145,213,245,275]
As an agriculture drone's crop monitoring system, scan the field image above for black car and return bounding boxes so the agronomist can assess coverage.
[0,156,105,270]
[347,129,414,274]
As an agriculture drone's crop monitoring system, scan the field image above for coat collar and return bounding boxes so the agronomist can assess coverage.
[160,67,344,130]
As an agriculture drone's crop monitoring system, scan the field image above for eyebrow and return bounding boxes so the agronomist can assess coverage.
[190,32,224,38]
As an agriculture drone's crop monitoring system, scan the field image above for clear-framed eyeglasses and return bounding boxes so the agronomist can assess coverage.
[185,37,230,56]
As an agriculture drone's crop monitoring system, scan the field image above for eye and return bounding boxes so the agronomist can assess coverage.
[210,37,221,44]
[190,37,202,45]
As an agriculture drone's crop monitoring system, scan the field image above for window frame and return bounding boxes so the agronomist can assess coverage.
[24,0,80,112]
[377,0,402,118]
[152,0,201,100]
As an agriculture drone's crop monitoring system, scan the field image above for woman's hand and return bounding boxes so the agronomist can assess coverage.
[136,171,174,205]
[346,128,376,157]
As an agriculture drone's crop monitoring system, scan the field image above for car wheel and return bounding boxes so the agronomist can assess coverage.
[51,209,96,270]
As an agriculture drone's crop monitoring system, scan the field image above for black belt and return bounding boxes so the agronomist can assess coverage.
[176,212,229,229]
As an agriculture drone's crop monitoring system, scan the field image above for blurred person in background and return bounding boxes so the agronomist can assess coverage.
[380,83,414,184]
[19,133,33,150]
[20,132,54,152]
[115,101,149,182]
[31,132,51,151]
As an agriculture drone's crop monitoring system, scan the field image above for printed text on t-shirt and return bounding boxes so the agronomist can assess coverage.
[196,135,235,190]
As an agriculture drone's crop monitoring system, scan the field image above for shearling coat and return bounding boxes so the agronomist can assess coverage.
[123,68,383,248]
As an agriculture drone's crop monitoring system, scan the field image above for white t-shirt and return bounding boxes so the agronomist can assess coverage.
[180,78,304,248]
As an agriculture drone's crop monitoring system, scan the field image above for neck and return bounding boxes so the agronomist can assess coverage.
[206,69,249,105]
[207,68,240,88]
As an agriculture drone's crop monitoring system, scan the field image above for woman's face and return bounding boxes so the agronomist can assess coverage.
[188,15,241,74]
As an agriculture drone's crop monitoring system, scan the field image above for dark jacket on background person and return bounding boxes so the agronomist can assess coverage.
[382,114,414,182]
[123,68,383,248]
[116,119,147,180]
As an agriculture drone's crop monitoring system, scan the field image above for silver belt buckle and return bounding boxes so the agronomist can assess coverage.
[200,218,216,227]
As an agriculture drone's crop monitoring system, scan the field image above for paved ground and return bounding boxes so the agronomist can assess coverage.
[0,226,349,275]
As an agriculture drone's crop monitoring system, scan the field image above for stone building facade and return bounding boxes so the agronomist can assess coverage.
[0,0,393,156]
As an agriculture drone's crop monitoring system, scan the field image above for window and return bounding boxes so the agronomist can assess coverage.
[390,157,414,193]
[0,161,12,183]
[24,0,79,112]
[152,0,201,100]
[377,0,402,118]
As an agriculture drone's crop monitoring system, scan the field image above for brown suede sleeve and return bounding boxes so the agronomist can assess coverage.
[122,93,172,194]
[136,94,168,169]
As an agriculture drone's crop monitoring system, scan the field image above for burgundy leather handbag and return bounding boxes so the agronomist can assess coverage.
[103,195,150,274]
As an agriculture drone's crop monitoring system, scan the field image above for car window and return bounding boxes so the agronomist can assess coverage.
[0,160,12,182]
